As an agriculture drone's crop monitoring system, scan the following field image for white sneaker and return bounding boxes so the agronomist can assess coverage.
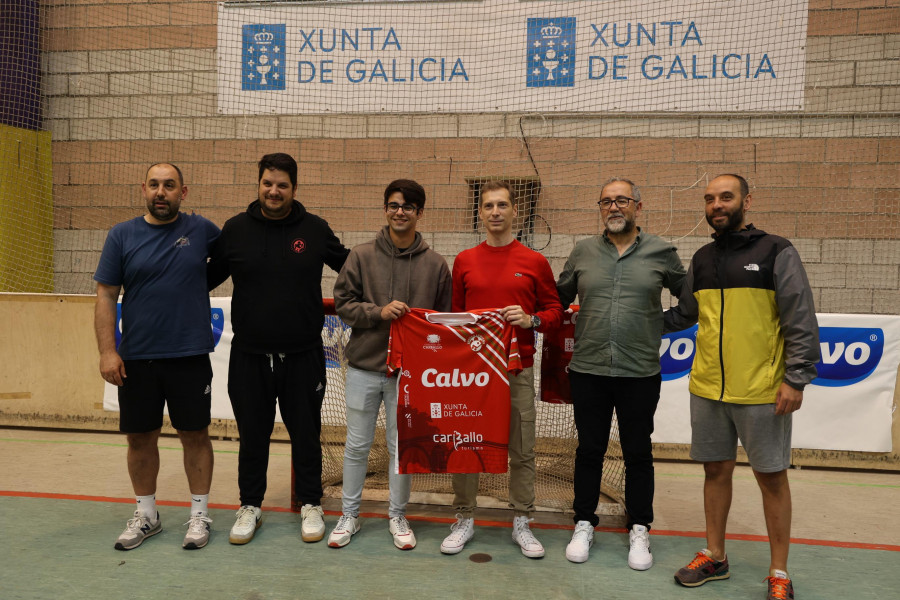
[182,514,212,549]
[440,514,474,554]
[389,516,417,550]
[327,515,360,548]
[300,504,325,542]
[628,524,653,570]
[229,505,262,545]
[512,516,545,559]
[114,511,162,550]
[565,520,594,563]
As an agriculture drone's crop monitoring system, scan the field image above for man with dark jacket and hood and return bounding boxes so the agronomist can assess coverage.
[208,153,349,546]
[665,174,819,600]
[328,179,451,550]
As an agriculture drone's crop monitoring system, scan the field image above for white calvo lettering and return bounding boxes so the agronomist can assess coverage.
[421,368,489,388]
[821,341,871,366]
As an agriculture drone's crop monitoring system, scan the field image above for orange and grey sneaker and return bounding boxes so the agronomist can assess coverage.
[674,549,730,587]
[765,570,794,600]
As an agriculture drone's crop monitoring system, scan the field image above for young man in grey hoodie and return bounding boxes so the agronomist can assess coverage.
[329,179,452,550]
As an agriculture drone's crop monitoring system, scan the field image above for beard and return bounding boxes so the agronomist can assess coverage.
[604,214,634,234]
[706,207,743,232]
[147,199,178,221]
[260,196,292,220]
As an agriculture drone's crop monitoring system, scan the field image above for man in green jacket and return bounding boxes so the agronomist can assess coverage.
[556,177,685,568]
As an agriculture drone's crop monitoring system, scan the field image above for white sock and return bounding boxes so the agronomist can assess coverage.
[191,494,209,517]
[135,495,157,519]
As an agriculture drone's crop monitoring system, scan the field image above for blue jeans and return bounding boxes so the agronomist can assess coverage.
[342,366,410,518]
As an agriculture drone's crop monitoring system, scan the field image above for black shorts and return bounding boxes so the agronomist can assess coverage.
[118,354,213,433]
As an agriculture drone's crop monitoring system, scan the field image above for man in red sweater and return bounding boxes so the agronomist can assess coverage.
[439,180,563,558]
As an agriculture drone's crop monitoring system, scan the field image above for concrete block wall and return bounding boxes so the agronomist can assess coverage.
[37,0,900,313]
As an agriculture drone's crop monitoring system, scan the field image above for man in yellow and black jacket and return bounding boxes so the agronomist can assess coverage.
[664,174,819,600]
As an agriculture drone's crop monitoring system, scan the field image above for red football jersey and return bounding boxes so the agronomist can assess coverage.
[539,307,579,404]
[387,308,522,474]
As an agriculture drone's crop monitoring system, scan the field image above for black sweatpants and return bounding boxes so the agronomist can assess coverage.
[569,370,661,530]
[228,346,326,507]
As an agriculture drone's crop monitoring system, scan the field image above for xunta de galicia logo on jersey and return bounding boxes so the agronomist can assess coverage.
[659,325,697,381]
[811,327,884,387]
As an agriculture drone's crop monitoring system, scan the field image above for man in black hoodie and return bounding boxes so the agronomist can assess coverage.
[208,153,349,545]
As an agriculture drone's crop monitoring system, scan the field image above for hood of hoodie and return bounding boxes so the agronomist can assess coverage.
[373,225,432,304]
[245,199,307,257]
[712,223,765,250]
[373,225,430,258]
[246,198,306,225]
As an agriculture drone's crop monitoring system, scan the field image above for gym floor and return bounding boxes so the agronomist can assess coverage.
[2,427,898,599]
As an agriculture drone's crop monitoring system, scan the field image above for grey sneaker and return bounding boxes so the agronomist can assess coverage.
[674,549,731,587]
[440,514,474,554]
[300,504,325,542]
[183,514,212,550]
[512,516,545,558]
[229,505,262,545]
[389,516,417,550]
[327,515,360,548]
[565,520,594,563]
[114,511,162,551]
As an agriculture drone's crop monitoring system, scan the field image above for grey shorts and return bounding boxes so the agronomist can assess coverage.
[689,394,792,473]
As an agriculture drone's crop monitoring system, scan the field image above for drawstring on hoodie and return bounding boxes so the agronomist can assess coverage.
[387,246,413,303]
[266,353,286,371]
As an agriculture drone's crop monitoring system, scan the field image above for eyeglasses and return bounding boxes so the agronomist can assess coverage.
[597,196,634,210]
[385,202,419,214]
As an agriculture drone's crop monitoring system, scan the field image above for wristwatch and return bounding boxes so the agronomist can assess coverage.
[530,314,542,329]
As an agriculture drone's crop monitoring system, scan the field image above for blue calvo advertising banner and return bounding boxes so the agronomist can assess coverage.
[114,304,224,349]
[104,305,899,452]
[659,325,697,382]
[660,325,884,388]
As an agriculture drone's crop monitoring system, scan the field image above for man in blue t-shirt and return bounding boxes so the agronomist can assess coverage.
[94,163,220,551]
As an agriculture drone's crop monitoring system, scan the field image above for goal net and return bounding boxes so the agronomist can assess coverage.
[3,0,898,512]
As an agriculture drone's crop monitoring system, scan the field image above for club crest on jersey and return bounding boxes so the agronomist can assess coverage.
[174,236,190,248]
[423,334,442,352]
[467,334,485,352]
[291,238,306,253]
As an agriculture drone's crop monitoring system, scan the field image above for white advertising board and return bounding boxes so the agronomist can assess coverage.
[217,0,807,114]
[105,303,897,453]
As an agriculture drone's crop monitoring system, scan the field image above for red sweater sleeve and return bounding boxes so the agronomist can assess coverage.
[530,251,563,332]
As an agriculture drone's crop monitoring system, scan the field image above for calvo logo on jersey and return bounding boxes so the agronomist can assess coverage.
[659,325,697,381]
[811,327,884,387]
